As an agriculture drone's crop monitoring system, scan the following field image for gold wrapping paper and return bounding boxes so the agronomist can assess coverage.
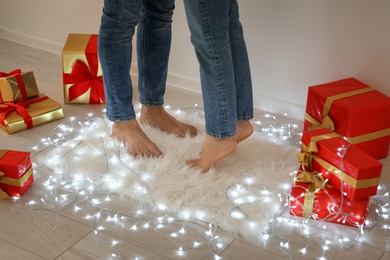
[0,71,39,103]
[62,34,103,103]
[0,93,64,134]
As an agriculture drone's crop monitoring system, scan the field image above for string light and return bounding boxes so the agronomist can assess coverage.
[8,106,389,259]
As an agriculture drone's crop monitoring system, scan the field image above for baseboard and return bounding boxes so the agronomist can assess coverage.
[0,28,63,54]
[252,93,305,121]
[1,27,305,121]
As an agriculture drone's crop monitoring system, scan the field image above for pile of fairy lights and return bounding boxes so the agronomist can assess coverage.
[8,104,390,259]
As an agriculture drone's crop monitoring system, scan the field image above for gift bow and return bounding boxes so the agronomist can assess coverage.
[305,112,390,145]
[296,170,326,193]
[297,141,318,171]
[63,35,105,104]
[307,114,335,131]
[0,171,10,200]
[0,69,28,102]
[306,87,375,133]
[0,69,22,78]
[0,96,48,128]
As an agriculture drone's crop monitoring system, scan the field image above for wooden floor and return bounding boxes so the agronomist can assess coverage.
[1,38,390,260]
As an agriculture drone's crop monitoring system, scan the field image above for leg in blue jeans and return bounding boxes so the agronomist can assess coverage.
[137,1,174,106]
[183,0,254,172]
[99,0,197,158]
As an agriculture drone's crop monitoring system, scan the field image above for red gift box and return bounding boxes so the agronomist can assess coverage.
[299,128,383,201]
[0,166,34,197]
[0,150,31,179]
[304,78,390,159]
[62,34,105,104]
[289,178,370,227]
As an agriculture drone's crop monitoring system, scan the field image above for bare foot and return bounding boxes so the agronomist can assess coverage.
[111,120,162,158]
[140,106,197,138]
[187,134,237,173]
[235,120,254,143]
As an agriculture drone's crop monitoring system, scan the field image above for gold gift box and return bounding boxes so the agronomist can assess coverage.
[62,34,104,104]
[0,93,64,134]
[0,71,39,103]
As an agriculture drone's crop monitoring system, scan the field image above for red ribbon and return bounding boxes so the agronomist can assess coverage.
[0,69,28,102]
[62,35,105,104]
[0,96,49,129]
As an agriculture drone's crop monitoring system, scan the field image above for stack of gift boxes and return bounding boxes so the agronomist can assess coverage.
[0,70,64,134]
[0,69,65,198]
[289,77,390,227]
[0,33,105,199]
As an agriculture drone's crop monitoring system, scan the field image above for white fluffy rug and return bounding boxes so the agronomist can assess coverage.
[36,108,300,240]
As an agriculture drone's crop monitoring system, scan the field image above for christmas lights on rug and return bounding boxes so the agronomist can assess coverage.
[8,104,390,259]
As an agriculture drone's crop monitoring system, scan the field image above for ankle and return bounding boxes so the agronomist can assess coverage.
[141,105,163,114]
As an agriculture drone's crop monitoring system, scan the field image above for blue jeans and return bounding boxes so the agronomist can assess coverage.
[98,0,175,122]
[183,0,253,138]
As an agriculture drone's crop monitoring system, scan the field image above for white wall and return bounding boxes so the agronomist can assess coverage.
[1,0,389,120]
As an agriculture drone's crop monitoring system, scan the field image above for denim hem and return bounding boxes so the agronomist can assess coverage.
[237,116,254,121]
[105,114,136,123]
[139,100,165,106]
[206,131,236,139]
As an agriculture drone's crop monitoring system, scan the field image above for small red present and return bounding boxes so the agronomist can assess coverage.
[0,166,34,197]
[0,150,33,198]
[62,34,105,104]
[289,174,370,227]
[304,78,390,159]
[0,150,31,178]
[299,128,383,201]
[0,70,39,103]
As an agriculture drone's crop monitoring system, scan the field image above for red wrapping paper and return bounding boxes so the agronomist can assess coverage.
[289,181,369,227]
[300,128,383,201]
[0,166,34,197]
[304,78,390,159]
[0,150,31,179]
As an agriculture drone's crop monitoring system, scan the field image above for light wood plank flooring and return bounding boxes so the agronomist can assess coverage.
[1,38,390,260]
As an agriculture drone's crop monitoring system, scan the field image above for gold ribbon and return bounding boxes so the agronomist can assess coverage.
[322,87,374,120]
[0,167,33,187]
[305,113,390,144]
[296,170,330,218]
[307,87,373,131]
[0,150,9,199]
[0,150,6,158]
[347,128,390,144]
[301,143,380,189]
[306,114,335,131]
[0,170,9,200]
[302,191,314,218]
[297,134,335,218]
[296,170,326,193]
[298,132,340,171]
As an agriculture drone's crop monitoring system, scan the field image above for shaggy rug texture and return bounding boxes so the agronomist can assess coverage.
[37,108,300,240]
